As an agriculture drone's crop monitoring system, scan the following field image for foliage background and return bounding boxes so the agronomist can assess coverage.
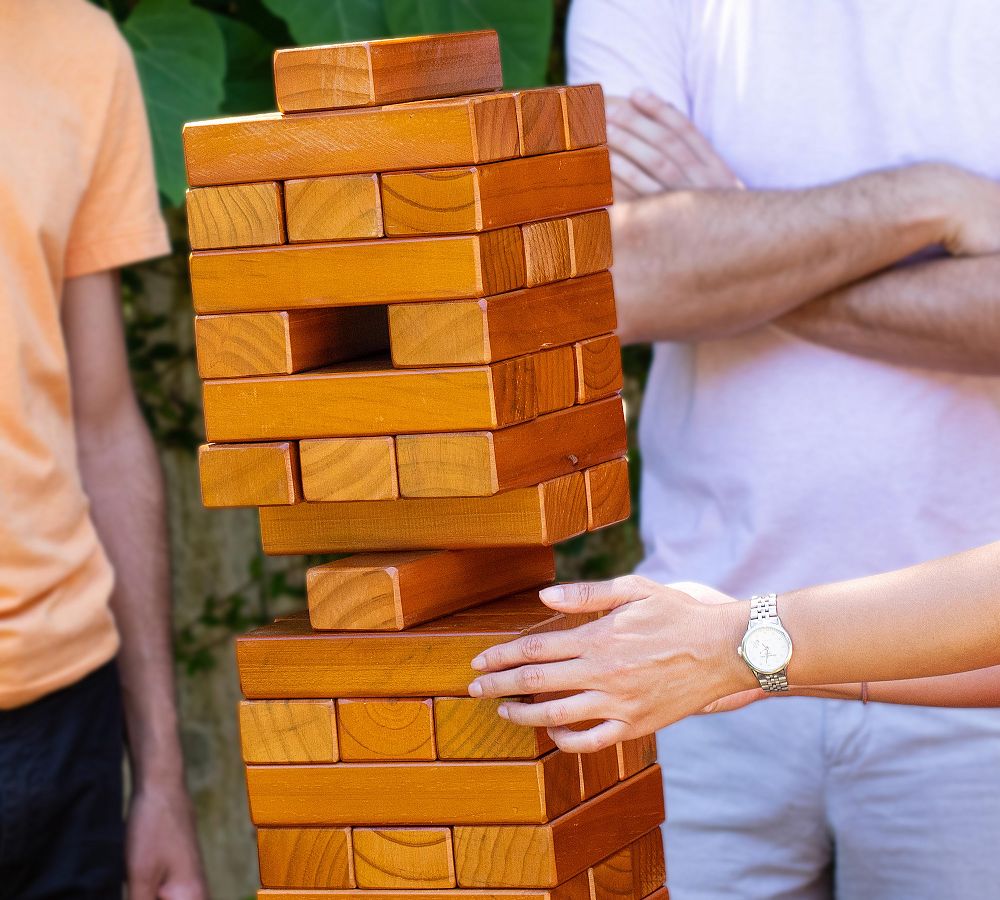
[95,1,649,895]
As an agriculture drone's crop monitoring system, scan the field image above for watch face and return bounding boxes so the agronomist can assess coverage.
[741,625,792,675]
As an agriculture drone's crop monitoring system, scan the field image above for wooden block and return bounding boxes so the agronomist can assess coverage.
[336,699,435,761]
[195,307,389,378]
[585,459,631,530]
[237,592,596,699]
[307,547,555,631]
[245,750,581,826]
[353,829,455,889]
[616,735,657,781]
[257,827,353,889]
[239,700,338,764]
[203,355,536,443]
[397,398,626,498]
[574,335,623,404]
[567,211,612,277]
[388,272,617,367]
[285,175,382,242]
[256,872,592,899]
[198,442,300,508]
[258,473,587,554]
[183,94,518,187]
[434,697,555,760]
[632,830,667,899]
[190,228,525,314]
[515,88,567,156]
[300,438,398,502]
[535,346,578,415]
[186,182,284,250]
[453,766,664,888]
[578,744,620,800]
[381,146,612,237]
[522,219,572,287]
[559,85,607,150]
[588,830,664,900]
[273,32,503,113]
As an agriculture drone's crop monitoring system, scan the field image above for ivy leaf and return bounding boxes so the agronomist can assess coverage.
[215,14,277,115]
[262,0,389,43]
[122,0,226,206]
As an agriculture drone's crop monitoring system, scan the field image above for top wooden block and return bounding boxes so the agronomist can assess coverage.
[274,31,503,113]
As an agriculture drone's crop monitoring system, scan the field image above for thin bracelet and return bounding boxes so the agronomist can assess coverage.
[860,682,869,704]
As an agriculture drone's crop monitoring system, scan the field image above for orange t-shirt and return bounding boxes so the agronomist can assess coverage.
[0,0,170,708]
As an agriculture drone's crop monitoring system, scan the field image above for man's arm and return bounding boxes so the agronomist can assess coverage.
[62,272,207,900]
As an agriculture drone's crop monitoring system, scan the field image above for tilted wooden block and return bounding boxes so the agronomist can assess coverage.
[306,547,555,631]
[336,699,435,761]
[522,218,573,287]
[588,830,665,900]
[585,458,631,530]
[237,592,595,699]
[574,334,623,404]
[578,743,620,800]
[239,700,338,764]
[559,84,607,150]
[203,355,536,443]
[183,94,518,187]
[190,228,525,314]
[256,872,592,899]
[273,31,502,113]
[453,766,664,888]
[185,182,285,250]
[380,146,612,236]
[396,398,626,498]
[352,828,455,889]
[257,473,587,554]
[567,210,613,277]
[285,175,383,242]
[535,346,579,415]
[245,750,580,826]
[198,442,301,508]
[300,437,399,502]
[257,827,354,889]
[195,307,389,378]
[434,697,555,760]
[616,735,658,781]
[388,272,617,367]
[514,88,567,156]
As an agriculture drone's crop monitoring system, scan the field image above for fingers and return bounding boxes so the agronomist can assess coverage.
[471,625,582,673]
[538,575,658,614]
[609,141,665,197]
[499,690,606,729]
[548,719,630,753]
[469,659,595,699]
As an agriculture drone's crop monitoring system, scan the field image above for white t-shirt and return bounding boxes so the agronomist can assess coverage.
[568,0,1000,596]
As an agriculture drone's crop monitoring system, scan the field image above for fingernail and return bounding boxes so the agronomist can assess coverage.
[468,680,482,697]
[497,705,509,720]
[539,586,566,605]
[470,654,486,670]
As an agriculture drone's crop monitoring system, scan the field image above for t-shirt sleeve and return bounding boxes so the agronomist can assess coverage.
[64,29,169,279]
[566,0,691,114]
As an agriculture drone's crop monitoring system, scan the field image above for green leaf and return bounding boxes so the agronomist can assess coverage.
[122,0,226,206]
[383,0,554,87]
[262,0,389,43]
[215,14,277,115]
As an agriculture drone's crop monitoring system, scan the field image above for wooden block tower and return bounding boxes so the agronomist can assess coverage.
[183,30,666,900]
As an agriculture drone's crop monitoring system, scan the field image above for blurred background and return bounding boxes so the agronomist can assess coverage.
[97,1,648,894]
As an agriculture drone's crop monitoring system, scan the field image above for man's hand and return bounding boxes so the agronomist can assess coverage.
[932,163,1000,256]
[467,577,757,752]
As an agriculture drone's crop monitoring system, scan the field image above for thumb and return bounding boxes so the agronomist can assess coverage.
[539,575,658,614]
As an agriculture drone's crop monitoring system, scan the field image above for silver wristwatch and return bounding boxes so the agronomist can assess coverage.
[737,593,793,692]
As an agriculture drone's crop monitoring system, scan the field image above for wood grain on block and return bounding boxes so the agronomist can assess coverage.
[239,700,337,764]
[388,272,617,367]
[255,873,592,899]
[203,355,535,443]
[522,219,572,287]
[353,829,455,889]
[574,335,623,404]
[396,398,626,498]
[185,182,284,250]
[434,697,555,760]
[245,750,580,826]
[336,699,435,761]
[257,827,353,889]
[237,592,596,699]
[559,84,607,150]
[616,735,657,781]
[285,175,382,242]
[195,307,389,378]
[577,744,620,800]
[585,458,631,530]
[453,766,664,888]
[300,438,398,502]
[190,228,525,314]
[273,31,502,113]
[306,547,555,631]
[257,473,587,554]
[198,442,300,508]
[380,146,612,236]
[514,88,567,156]
[183,94,518,187]
[567,210,612,277]
[534,346,578,415]
[589,830,665,900]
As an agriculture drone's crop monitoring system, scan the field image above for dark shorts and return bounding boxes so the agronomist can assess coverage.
[0,661,124,899]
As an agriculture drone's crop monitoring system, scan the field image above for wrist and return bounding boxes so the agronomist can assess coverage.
[712,600,760,694]
[901,162,963,247]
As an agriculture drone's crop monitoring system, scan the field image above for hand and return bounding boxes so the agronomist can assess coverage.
[126,779,208,900]
[607,90,742,199]
[931,163,1000,256]
[467,576,757,752]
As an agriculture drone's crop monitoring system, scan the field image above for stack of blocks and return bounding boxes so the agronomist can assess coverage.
[182,30,666,900]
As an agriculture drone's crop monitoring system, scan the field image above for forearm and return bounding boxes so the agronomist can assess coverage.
[777,254,1000,374]
[789,667,1000,707]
